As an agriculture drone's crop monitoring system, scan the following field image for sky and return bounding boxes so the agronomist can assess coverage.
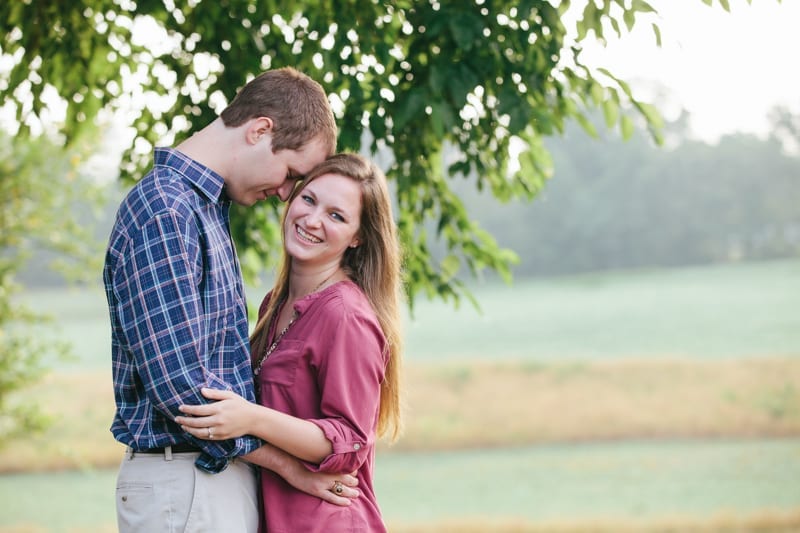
[579,0,800,143]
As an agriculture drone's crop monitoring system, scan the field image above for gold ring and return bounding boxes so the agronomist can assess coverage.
[333,481,344,495]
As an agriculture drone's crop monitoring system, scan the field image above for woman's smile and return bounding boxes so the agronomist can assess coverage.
[296,225,322,244]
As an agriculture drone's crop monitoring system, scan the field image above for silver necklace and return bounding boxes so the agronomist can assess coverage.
[252,272,338,376]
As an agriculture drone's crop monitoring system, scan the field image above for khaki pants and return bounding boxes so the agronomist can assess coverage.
[116,447,259,533]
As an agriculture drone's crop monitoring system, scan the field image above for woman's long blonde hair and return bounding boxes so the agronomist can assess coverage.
[250,153,404,441]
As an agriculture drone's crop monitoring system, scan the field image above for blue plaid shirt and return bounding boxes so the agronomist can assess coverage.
[103,147,262,473]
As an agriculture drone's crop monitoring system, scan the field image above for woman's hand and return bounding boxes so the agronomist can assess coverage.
[244,444,360,506]
[285,467,361,506]
[176,387,257,440]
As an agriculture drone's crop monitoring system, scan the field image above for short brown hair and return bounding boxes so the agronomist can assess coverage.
[220,67,337,156]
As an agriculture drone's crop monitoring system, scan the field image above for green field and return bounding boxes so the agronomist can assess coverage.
[3,439,800,532]
[3,259,800,532]
[403,258,800,361]
[23,258,800,369]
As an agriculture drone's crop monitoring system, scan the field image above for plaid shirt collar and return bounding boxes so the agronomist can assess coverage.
[154,147,227,204]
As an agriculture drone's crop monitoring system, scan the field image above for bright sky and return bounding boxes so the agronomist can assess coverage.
[579,0,800,142]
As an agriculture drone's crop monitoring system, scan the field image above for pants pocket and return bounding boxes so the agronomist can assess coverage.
[116,481,157,532]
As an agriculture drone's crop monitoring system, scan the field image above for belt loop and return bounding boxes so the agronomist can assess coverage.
[126,446,135,460]
[164,445,173,461]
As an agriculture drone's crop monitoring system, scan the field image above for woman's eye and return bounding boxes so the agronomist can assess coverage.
[301,195,314,204]
[331,212,344,222]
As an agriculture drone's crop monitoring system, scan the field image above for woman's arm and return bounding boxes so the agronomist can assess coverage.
[177,393,360,506]
[177,387,333,463]
[243,442,359,506]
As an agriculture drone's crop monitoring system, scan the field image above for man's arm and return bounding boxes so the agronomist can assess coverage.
[115,211,260,459]
[244,443,359,506]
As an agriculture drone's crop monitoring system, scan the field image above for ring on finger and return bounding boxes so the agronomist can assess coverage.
[207,427,213,439]
[333,481,344,495]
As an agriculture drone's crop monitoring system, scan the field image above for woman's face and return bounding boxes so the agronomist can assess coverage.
[283,173,362,268]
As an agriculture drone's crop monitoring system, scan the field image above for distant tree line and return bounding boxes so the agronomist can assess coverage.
[19,110,800,286]
[451,111,800,278]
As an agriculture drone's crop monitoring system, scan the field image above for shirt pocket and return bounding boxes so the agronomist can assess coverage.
[260,339,304,387]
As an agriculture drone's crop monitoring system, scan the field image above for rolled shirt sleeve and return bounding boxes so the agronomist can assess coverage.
[304,310,387,474]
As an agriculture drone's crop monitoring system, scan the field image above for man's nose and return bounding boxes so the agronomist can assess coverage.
[276,181,295,202]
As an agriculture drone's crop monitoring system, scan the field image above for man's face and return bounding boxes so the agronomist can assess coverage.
[228,133,329,206]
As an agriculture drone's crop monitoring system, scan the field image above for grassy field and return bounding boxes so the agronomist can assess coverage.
[2,357,800,472]
[2,259,799,531]
[20,258,800,370]
[403,258,800,361]
[3,439,800,532]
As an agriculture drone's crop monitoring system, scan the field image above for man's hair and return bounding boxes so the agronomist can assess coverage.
[220,67,337,156]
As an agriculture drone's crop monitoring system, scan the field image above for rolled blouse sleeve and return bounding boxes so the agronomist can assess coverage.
[306,309,387,474]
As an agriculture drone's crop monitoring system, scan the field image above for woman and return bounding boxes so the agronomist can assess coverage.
[177,153,403,532]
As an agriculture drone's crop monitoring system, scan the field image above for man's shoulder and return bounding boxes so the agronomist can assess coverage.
[120,170,199,225]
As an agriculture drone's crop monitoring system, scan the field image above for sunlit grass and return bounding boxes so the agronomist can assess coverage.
[388,509,800,532]
[3,441,800,532]
[3,357,799,472]
[3,259,798,531]
[2,510,799,533]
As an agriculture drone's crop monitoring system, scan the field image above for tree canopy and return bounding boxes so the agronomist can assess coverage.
[0,0,745,305]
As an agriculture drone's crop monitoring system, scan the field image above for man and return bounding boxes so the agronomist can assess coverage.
[104,67,356,533]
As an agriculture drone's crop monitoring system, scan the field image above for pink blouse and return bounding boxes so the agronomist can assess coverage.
[255,280,388,533]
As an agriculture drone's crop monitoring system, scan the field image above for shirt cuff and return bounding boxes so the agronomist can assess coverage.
[305,419,368,473]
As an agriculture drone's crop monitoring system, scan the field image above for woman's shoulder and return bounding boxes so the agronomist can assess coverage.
[311,280,374,319]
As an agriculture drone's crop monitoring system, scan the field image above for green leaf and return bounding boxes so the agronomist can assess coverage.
[652,22,662,47]
[598,68,634,99]
[590,82,604,106]
[576,19,588,42]
[632,0,657,14]
[609,17,621,39]
[440,254,461,281]
[431,104,445,137]
[602,98,619,128]
[448,11,483,51]
[620,114,635,140]
[575,112,599,138]
[636,101,664,130]
[623,9,635,31]
[447,65,478,106]
[393,87,426,131]
[581,2,599,38]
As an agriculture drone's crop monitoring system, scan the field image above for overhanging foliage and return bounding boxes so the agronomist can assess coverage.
[4,0,745,305]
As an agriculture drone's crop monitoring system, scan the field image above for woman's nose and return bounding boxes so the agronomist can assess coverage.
[304,209,322,227]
